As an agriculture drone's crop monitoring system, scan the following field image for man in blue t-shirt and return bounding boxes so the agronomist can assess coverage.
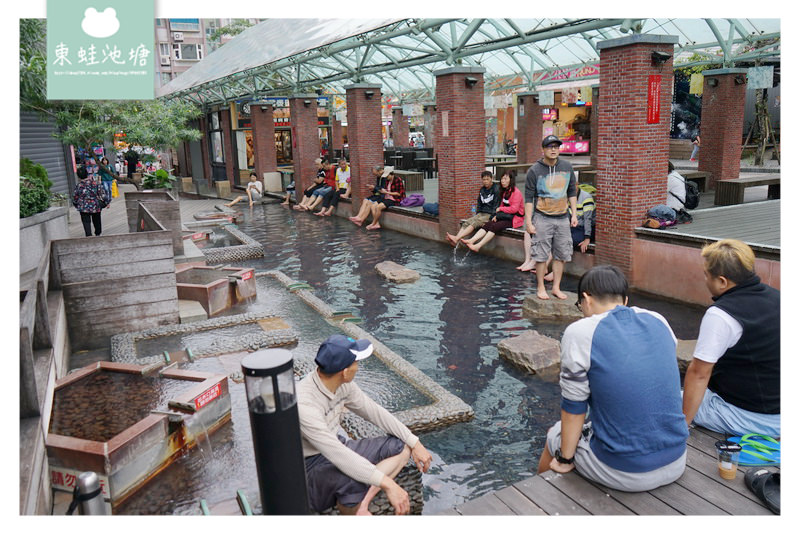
[538,265,689,492]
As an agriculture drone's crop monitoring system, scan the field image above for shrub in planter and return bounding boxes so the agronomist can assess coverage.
[20,158,53,218]
[20,176,51,218]
[141,168,176,190]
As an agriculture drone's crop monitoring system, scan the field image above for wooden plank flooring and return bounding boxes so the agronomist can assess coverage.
[663,200,780,248]
[443,426,778,516]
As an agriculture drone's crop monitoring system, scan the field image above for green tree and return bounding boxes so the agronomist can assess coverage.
[208,19,255,47]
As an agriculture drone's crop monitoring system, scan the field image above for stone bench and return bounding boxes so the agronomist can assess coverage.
[714,175,780,206]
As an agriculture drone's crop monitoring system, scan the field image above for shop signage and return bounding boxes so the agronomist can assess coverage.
[50,465,110,497]
[647,75,661,124]
[254,96,330,109]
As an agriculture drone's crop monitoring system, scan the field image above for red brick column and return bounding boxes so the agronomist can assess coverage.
[330,117,343,156]
[251,103,277,180]
[392,106,410,146]
[423,102,436,150]
[435,67,486,238]
[515,92,543,165]
[590,87,600,167]
[200,115,211,185]
[219,108,235,184]
[698,69,748,188]
[345,83,384,214]
[289,95,320,201]
[595,35,678,278]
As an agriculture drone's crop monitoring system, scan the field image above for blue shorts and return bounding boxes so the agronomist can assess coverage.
[694,389,780,437]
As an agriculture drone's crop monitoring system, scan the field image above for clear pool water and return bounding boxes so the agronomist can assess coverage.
[117,201,704,514]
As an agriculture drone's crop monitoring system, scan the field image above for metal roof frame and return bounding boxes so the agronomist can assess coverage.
[158,18,780,109]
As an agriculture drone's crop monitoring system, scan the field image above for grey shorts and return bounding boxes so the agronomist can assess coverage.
[304,435,406,512]
[461,212,491,230]
[546,421,686,492]
[532,212,573,263]
[249,190,262,201]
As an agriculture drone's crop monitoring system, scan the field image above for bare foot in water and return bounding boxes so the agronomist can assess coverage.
[552,289,568,300]
[445,233,458,246]
[518,262,534,272]
[349,217,363,227]
[366,223,381,230]
[465,242,480,252]
[537,289,551,300]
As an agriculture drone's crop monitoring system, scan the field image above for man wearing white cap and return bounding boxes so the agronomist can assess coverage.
[297,335,433,515]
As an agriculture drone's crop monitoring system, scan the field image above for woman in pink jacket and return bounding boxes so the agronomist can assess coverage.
[464,170,524,253]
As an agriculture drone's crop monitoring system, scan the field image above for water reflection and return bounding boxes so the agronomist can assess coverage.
[120,202,704,514]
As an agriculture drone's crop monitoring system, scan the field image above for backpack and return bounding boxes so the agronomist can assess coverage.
[422,202,439,216]
[670,175,699,210]
[399,193,425,207]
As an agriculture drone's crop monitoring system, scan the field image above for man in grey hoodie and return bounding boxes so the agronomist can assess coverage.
[524,135,578,300]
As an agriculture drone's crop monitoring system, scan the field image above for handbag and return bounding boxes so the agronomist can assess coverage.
[495,211,514,221]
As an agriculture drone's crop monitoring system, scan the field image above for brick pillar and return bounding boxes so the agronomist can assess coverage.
[504,106,515,145]
[330,117,343,156]
[345,84,384,215]
[435,66,486,238]
[595,35,678,278]
[200,115,212,185]
[219,108,235,184]
[590,87,600,168]
[423,102,436,150]
[251,103,277,179]
[392,106,410,146]
[289,94,320,201]
[515,91,543,165]
[698,69,748,189]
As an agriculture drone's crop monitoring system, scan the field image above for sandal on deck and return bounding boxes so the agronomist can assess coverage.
[745,468,780,514]
[728,433,780,466]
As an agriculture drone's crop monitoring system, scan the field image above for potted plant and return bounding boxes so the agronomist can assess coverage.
[141,168,177,190]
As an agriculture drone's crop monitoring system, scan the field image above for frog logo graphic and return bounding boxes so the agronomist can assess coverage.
[81,7,120,38]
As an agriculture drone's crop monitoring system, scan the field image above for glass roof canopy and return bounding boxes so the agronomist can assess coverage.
[157,18,780,108]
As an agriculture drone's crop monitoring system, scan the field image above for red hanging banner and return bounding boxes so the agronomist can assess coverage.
[647,75,661,124]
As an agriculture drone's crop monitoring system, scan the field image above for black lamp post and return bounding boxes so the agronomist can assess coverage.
[242,348,309,514]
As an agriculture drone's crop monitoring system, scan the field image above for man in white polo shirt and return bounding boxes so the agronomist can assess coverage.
[297,335,433,515]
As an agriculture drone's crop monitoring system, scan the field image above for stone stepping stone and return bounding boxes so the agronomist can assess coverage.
[375,261,420,283]
[497,330,561,375]
[522,291,583,321]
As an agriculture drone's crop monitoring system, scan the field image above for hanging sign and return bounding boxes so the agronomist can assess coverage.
[647,75,661,124]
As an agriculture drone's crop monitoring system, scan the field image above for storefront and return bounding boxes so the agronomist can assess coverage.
[246,96,332,170]
[207,110,227,181]
[539,85,594,155]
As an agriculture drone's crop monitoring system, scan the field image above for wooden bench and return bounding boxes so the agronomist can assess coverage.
[715,176,780,206]
[682,171,711,192]
[393,170,424,191]
[493,162,533,180]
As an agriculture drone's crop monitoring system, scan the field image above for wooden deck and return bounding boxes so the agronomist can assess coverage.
[636,199,779,258]
[444,426,778,516]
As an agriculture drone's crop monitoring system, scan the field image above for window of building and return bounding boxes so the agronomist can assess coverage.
[172,44,203,61]
[159,42,170,57]
[159,73,172,86]
[169,19,200,32]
